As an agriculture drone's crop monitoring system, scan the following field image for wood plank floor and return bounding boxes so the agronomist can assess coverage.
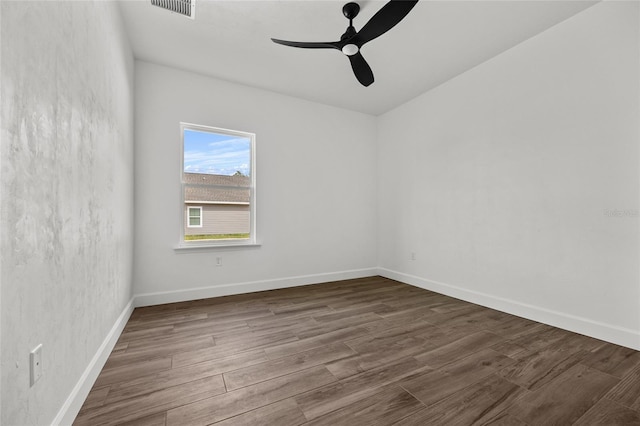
[75,276,640,426]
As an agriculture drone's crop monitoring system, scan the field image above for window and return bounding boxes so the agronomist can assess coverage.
[187,206,202,228]
[180,123,256,246]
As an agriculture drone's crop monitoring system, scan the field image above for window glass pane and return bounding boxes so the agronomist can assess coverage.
[182,125,253,243]
[184,129,251,180]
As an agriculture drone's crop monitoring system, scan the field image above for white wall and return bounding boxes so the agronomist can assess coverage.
[134,61,377,302]
[378,1,640,349]
[0,1,135,425]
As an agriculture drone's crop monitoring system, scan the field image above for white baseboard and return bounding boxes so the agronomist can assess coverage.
[378,267,640,351]
[134,268,378,307]
[52,298,135,426]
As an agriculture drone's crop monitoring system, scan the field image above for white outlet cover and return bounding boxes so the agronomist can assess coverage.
[30,344,43,386]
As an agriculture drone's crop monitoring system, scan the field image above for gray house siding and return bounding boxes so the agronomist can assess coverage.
[183,172,251,237]
[185,203,250,235]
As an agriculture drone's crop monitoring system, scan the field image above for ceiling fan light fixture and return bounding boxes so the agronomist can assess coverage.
[341,44,359,56]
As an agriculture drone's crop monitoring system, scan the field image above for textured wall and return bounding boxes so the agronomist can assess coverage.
[378,1,640,348]
[0,2,134,425]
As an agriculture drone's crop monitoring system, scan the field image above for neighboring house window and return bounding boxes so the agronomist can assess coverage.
[187,206,202,228]
[181,123,256,245]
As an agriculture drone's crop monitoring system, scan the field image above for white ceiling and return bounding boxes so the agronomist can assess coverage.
[118,0,597,115]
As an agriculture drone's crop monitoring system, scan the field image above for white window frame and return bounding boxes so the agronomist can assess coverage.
[187,206,203,228]
[177,122,258,249]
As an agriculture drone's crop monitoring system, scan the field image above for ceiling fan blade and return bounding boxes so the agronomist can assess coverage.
[348,51,374,87]
[271,38,340,50]
[353,0,418,46]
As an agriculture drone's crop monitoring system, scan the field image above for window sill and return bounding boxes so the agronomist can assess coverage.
[174,241,262,252]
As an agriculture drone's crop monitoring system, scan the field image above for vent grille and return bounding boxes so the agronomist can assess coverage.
[151,0,195,19]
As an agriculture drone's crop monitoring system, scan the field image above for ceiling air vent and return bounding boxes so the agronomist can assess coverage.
[151,0,195,19]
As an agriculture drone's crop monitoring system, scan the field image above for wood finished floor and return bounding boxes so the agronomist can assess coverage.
[75,276,640,426]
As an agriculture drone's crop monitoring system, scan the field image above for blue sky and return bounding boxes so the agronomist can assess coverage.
[184,129,251,176]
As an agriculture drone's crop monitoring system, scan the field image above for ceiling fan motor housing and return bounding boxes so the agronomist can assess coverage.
[342,2,360,20]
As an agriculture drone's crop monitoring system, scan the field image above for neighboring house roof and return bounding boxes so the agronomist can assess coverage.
[184,173,250,204]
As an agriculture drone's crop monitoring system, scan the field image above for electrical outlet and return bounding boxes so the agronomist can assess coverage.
[410,252,416,261]
[216,256,222,267]
[30,344,43,386]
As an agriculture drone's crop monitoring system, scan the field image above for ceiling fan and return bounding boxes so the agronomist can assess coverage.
[271,0,419,87]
